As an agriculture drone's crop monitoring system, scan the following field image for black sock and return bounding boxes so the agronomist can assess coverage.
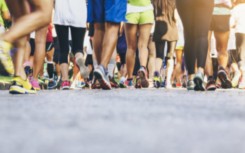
[208,76,214,81]
[127,78,133,81]
[47,63,54,79]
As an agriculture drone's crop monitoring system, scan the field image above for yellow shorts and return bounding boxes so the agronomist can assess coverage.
[126,10,154,25]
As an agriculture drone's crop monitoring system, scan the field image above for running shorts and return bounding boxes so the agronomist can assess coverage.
[29,39,54,56]
[126,10,154,25]
[210,15,230,32]
[87,0,127,23]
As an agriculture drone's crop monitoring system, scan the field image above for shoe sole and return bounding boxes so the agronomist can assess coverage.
[93,69,111,90]
[9,86,36,94]
[48,86,57,90]
[218,71,232,89]
[76,58,89,78]
[206,84,216,91]
[47,82,57,90]
[194,77,205,91]
[61,87,70,90]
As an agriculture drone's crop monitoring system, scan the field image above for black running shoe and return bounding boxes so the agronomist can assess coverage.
[109,76,119,88]
[24,66,33,76]
[194,72,205,91]
[47,79,57,90]
[217,66,232,89]
[206,77,216,91]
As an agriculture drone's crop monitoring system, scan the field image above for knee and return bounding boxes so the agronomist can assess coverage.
[138,42,148,51]
[216,43,228,53]
[41,13,52,26]
[218,51,228,58]
[127,44,137,53]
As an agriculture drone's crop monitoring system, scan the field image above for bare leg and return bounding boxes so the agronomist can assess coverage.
[138,24,152,67]
[7,0,29,79]
[147,35,156,80]
[205,31,213,76]
[46,47,54,62]
[215,31,229,68]
[125,24,137,79]
[13,37,28,80]
[93,23,105,65]
[2,0,53,43]
[32,26,48,80]
[174,49,184,84]
[100,22,120,68]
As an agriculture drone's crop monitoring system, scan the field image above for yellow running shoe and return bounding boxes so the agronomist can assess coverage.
[0,40,14,76]
[9,77,36,94]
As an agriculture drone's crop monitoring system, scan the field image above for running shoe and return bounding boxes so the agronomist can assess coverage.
[93,65,111,90]
[120,79,134,89]
[153,71,161,88]
[84,80,91,88]
[175,82,182,88]
[194,72,205,91]
[24,66,33,77]
[182,75,187,88]
[9,77,36,94]
[119,77,127,88]
[76,57,89,79]
[206,77,216,91]
[231,70,241,88]
[135,67,149,88]
[23,61,32,76]
[165,80,172,89]
[47,79,57,90]
[0,41,14,76]
[161,78,166,88]
[187,80,195,90]
[238,73,245,89]
[29,76,41,91]
[61,80,70,90]
[217,66,232,89]
[109,76,119,88]
[75,81,86,89]
[91,78,101,89]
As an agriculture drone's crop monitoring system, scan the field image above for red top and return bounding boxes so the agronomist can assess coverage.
[46,24,53,43]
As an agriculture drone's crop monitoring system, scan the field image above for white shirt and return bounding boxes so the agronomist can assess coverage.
[214,0,232,7]
[54,0,87,28]
[230,4,245,34]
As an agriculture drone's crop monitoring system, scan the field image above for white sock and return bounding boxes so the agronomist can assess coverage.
[108,59,116,77]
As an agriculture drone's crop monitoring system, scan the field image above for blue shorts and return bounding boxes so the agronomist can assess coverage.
[87,0,127,23]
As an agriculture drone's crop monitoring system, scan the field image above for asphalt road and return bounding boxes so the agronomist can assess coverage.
[1,89,245,153]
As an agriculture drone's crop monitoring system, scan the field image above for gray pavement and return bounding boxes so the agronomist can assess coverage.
[1,89,245,153]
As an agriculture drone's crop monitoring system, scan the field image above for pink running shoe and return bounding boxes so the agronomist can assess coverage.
[61,80,71,90]
[29,76,41,91]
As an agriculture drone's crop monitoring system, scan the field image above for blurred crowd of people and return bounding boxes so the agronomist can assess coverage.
[0,0,245,94]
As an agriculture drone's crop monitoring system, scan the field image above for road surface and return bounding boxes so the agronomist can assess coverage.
[1,89,245,153]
